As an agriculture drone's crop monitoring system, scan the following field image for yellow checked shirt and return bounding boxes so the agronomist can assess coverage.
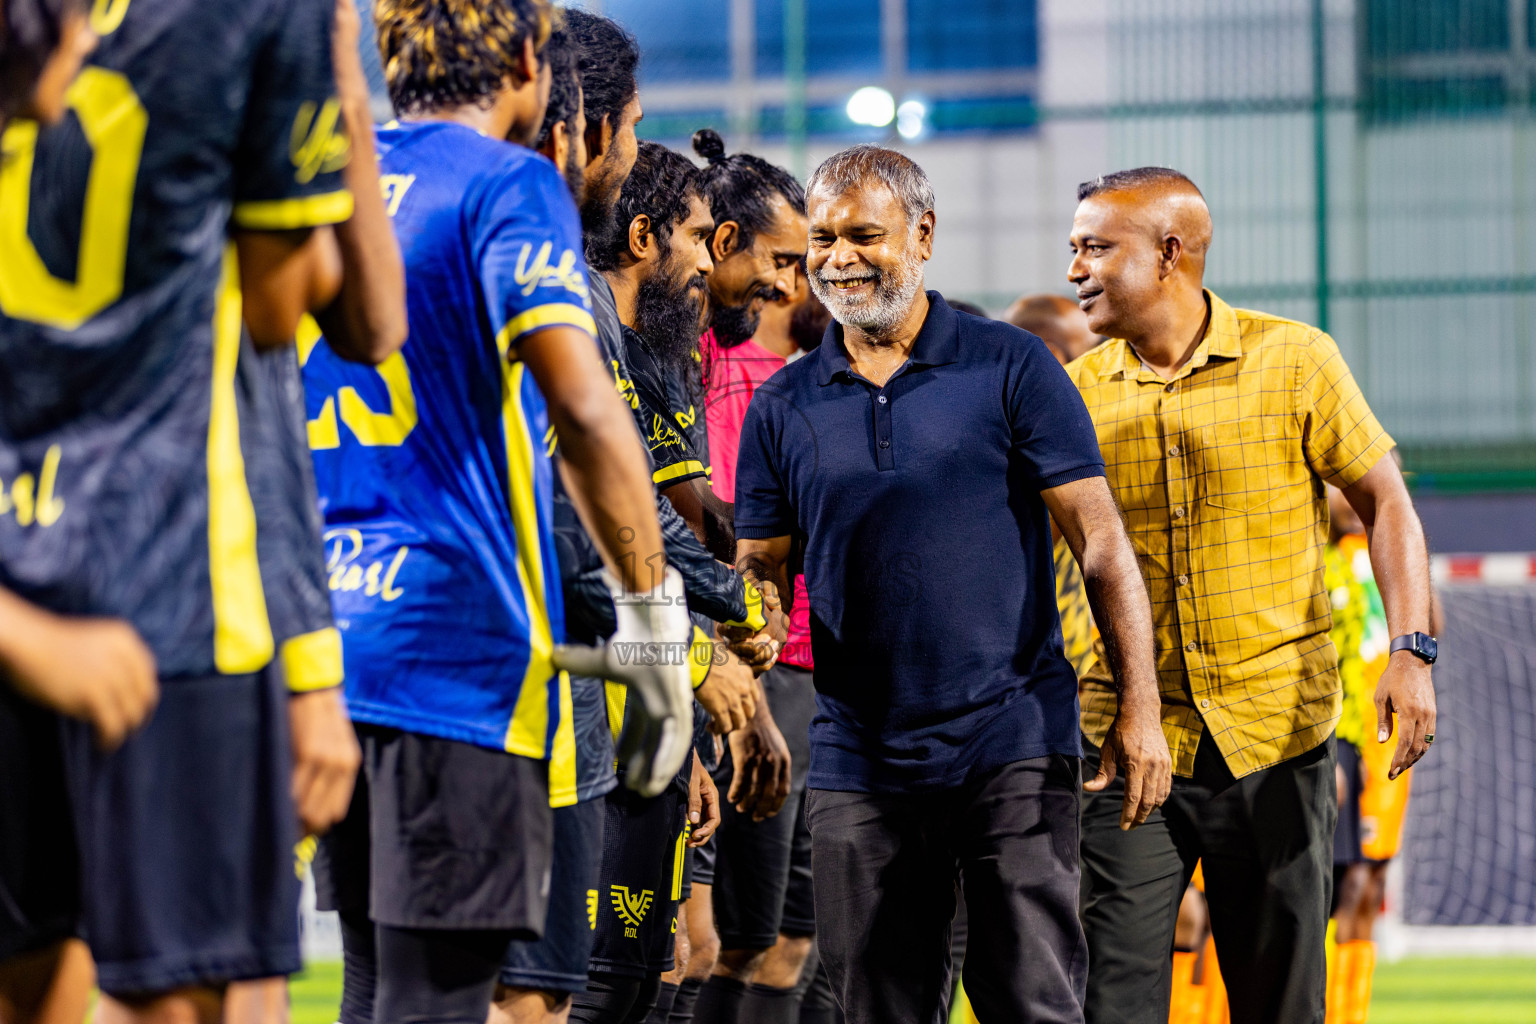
[1069,291,1395,778]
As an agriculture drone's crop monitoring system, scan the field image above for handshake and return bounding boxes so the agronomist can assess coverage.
[552,567,788,798]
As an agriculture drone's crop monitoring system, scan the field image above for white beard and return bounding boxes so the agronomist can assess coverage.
[811,245,926,338]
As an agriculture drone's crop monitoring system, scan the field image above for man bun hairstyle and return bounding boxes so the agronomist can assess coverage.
[691,128,727,164]
[376,0,555,116]
[806,144,934,229]
[587,140,702,273]
[691,129,805,252]
[1076,165,1203,203]
[562,8,639,138]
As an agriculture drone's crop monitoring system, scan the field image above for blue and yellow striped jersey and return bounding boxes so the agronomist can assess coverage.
[0,0,350,678]
[304,121,591,762]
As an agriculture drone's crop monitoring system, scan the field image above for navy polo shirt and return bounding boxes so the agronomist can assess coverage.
[734,292,1106,792]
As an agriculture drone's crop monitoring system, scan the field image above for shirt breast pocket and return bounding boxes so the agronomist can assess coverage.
[1197,419,1291,514]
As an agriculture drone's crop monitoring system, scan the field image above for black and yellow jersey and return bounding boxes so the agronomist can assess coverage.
[622,325,710,489]
[0,0,351,678]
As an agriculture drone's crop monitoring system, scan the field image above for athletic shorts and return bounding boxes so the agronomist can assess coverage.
[1359,733,1411,862]
[588,781,689,978]
[58,668,303,994]
[0,688,79,962]
[1334,738,1364,866]
[501,797,605,994]
[313,724,553,934]
[710,662,815,949]
[681,835,715,901]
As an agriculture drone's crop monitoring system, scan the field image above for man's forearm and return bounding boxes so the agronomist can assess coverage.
[1080,528,1158,710]
[1364,491,1433,641]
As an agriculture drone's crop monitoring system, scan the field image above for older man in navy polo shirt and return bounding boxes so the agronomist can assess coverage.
[733,145,1171,1024]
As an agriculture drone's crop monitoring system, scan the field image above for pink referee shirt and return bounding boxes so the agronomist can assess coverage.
[701,329,813,669]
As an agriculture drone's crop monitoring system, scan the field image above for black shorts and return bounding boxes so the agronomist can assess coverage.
[501,796,605,994]
[710,662,815,949]
[313,724,553,933]
[681,835,715,901]
[58,669,303,994]
[1334,737,1364,867]
[588,781,689,978]
[0,687,79,962]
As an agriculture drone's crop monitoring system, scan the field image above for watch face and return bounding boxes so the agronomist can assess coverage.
[1420,635,1438,661]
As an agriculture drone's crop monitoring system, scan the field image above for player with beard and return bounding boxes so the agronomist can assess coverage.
[553,139,757,1024]
[684,133,817,1024]
[684,130,807,565]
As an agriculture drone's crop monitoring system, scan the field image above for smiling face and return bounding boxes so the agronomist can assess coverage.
[806,180,932,337]
[1066,191,1171,340]
[708,192,807,345]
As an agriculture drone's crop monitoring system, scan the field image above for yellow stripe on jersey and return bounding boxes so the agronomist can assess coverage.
[605,680,626,745]
[548,670,578,808]
[497,358,559,759]
[653,460,706,486]
[280,626,344,693]
[232,190,354,231]
[721,577,766,633]
[496,303,598,351]
[690,625,713,690]
[208,247,274,673]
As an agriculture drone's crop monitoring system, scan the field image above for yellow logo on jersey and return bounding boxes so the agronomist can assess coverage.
[646,414,682,449]
[290,99,350,184]
[586,889,599,931]
[0,444,66,528]
[380,174,416,217]
[611,886,654,938]
[674,405,696,430]
[323,528,408,602]
[513,242,590,304]
[612,360,640,410]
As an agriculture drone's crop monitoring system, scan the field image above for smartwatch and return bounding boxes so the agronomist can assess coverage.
[1389,632,1437,665]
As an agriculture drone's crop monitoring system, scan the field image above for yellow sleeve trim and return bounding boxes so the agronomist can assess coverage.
[280,627,345,693]
[497,303,598,351]
[690,625,714,690]
[654,459,706,486]
[232,190,355,230]
[722,577,767,633]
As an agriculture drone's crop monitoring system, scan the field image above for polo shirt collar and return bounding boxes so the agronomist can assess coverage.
[1109,289,1241,383]
[815,290,959,386]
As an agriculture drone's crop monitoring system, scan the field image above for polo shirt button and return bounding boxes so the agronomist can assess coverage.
[1186,641,1198,653]
[1200,698,1211,709]
[1177,574,1189,586]
[879,439,890,448]
[878,395,888,404]
[1165,382,1177,393]
[1168,445,1181,456]
[1173,506,1185,518]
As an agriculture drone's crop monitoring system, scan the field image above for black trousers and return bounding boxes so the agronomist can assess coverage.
[806,756,1086,1024]
[1079,732,1336,1024]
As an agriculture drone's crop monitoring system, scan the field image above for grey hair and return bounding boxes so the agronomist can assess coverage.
[1077,166,1203,203]
[806,145,935,227]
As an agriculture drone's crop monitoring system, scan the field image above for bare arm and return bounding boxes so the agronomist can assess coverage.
[661,478,736,563]
[0,586,157,750]
[521,326,665,591]
[1341,452,1436,779]
[1042,475,1170,828]
[234,228,340,348]
[310,0,406,365]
